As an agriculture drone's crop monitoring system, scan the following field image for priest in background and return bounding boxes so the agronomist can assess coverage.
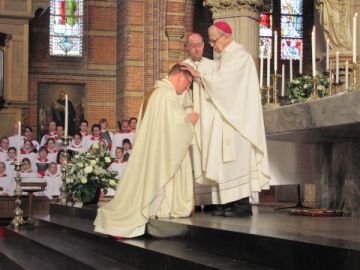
[94,64,199,238]
[182,21,271,217]
[182,33,217,211]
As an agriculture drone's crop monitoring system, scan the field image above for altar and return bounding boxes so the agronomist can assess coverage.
[264,91,360,216]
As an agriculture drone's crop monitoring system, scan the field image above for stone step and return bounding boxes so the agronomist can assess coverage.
[0,225,127,270]
[48,204,360,270]
[36,217,270,270]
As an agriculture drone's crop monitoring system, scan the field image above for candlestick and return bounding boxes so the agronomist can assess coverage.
[336,51,339,84]
[59,136,72,205]
[267,53,271,87]
[16,121,21,165]
[260,52,264,88]
[274,31,278,74]
[290,59,293,82]
[272,74,280,107]
[345,60,349,91]
[326,39,330,70]
[281,64,285,96]
[312,26,316,77]
[64,95,68,137]
[11,163,25,228]
[353,13,358,64]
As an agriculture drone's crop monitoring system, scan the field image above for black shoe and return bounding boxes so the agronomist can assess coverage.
[212,203,233,216]
[194,206,202,212]
[222,201,253,217]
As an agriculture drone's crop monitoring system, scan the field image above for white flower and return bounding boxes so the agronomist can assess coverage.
[80,176,88,184]
[317,85,324,90]
[109,179,117,187]
[89,159,96,165]
[303,84,308,89]
[66,178,73,184]
[92,143,99,149]
[84,166,93,174]
[104,156,112,163]
[77,162,84,168]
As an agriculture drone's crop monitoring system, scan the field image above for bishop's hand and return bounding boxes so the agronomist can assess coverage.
[188,112,200,125]
[180,63,200,79]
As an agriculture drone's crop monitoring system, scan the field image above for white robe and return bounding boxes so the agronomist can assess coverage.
[198,41,271,204]
[94,79,194,238]
[0,172,14,196]
[111,132,135,157]
[182,57,220,206]
[43,170,63,199]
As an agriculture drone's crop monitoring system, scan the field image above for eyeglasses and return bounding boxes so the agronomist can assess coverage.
[209,35,224,46]
[188,43,204,49]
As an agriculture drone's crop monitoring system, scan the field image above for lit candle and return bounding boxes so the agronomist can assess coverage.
[345,60,349,90]
[274,31,278,74]
[336,51,339,84]
[281,64,285,96]
[16,121,21,165]
[326,39,330,70]
[64,95,68,137]
[290,59,293,82]
[353,13,358,64]
[260,52,264,88]
[267,53,271,87]
[312,26,316,77]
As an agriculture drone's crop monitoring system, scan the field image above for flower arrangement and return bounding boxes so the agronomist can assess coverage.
[287,74,330,104]
[64,143,119,204]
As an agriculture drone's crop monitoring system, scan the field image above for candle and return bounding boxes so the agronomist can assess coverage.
[290,59,293,82]
[336,51,339,84]
[267,53,271,87]
[312,26,316,77]
[16,121,21,165]
[299,56,303,74]
[281,64,285,96]
[326,39,330,70]
[260,52,264,88]
[274,31,278,74]
[345,60,349,90]
[353,13,358,64]
[64,95,68,137]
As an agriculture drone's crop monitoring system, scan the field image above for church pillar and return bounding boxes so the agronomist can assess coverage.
[203,0,263,61]
[165,0,186,70]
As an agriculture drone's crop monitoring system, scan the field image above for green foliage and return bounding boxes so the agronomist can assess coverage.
[287,74,330,104]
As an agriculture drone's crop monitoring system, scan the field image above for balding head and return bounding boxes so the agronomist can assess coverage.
[186,33,204,61]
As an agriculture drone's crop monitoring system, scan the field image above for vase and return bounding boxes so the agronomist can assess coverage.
[81,187,101,205]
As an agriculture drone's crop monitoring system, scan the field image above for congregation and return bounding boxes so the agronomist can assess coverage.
[0,118,137,199]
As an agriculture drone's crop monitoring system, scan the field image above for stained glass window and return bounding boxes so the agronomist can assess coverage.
[280,0,303,60]
[259,11,273,57]
[50,0,83,57]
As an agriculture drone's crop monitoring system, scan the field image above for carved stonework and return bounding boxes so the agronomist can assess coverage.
[203,0,263,17]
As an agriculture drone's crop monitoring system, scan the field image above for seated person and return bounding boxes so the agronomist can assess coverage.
[107,147,126,196]
[0,162,14,196]
[8,122,25,148]
[43,162,62,199]
[68,133,86,155]
[23,126,40,151]
[4,147,17,176]
[54,125,64,148]
[46,138,58,163]
[21,139,37,164]
[128,117,137,132]
[122,139,132,162]
[84,124,103,151]
[35,147,50,176]
[21,158,41,178]
[0,137,10,162]
[40,121,57,146]
[56,150,66,172]
[79,120,91,144]
[100,118,114,150]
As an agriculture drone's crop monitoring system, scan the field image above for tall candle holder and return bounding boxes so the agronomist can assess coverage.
[271,73,281,107]
[323,69,334,96]
[351,62,357,91]
[308,77,319,100]
[263,86,273,110]
[11,162,25,229]
[58,136,72,205]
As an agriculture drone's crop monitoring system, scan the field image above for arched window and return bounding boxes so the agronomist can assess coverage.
[49,0,83,57]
